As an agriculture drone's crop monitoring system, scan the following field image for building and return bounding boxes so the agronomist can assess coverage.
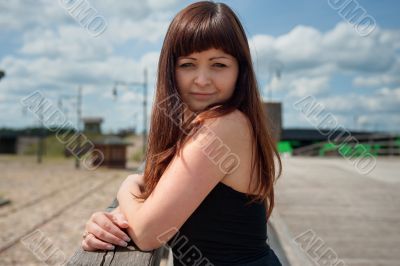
[82,117,103,134]
[263,101,282,141]
[91,136,132,168]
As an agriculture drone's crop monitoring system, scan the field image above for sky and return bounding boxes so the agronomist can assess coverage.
[0,0,399,134]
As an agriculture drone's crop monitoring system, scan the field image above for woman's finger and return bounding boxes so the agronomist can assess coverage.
[94,212,131,242]
[106,211,129,229]
[88,221,129,247]
[82,233,115,251]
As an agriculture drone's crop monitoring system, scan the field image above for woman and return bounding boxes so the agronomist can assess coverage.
[82,1,282,265]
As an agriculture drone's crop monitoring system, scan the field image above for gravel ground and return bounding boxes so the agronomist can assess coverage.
[0,155,139,266]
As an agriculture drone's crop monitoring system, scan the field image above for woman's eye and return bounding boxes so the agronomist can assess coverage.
[179,63,193,68]
[213,63,227,68]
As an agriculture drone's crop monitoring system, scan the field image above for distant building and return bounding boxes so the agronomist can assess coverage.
[263,101,282,141]
[0,129,43,154]
[82,117,103,134]
[91,136,132,168]
[0,132,18,154]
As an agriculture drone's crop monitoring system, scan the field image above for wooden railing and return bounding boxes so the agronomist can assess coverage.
[66,199,170,266]
[292,133,400,157]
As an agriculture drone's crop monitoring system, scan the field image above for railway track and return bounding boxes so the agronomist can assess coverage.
[0,173,121,254]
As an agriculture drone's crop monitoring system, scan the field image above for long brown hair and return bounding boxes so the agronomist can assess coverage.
[135,1,282,220]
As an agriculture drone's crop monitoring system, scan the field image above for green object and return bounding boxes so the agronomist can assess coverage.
[277,141,293,154]
[372,144,381,155]
[338,143,352,157]
[319,143,337,156]
[395,138,400,147]
[290,140,301,148]
[354,144,372,157]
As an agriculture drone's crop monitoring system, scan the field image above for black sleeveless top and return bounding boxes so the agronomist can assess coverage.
[167,182,274,266]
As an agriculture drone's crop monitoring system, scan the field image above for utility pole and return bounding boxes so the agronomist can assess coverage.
[37,99,45,164]
[113,68,148,155]
[75,86,82,169]
[143,68,148,156]
[266,60,284,101]
[0,69,5,81]
[58,86,83,169]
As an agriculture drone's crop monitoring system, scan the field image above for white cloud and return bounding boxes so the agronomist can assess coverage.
[104,16,169,43]
[378,87,400,96]
[252,21,400,132]
[289,76,330,97]
[0,0,68,30]
[352,58,400,88]
[263,75,330,99]
[284,87,400,132]
[1,1,399,133]
[16,3,175,60]
[318,87,400,113]
[0,0,183,30]
[0,51,159,115]
[250,22,399,76]
[20,26,113,60]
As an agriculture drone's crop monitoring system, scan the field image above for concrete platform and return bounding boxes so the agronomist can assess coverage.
[270,157,400,266]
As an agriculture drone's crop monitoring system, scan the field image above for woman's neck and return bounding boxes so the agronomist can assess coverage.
[182,107,197,124]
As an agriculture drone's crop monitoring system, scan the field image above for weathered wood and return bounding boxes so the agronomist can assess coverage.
[66,198,169,266]
[66,245,168,266]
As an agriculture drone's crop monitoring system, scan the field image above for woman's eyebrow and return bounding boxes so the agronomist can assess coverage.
[178,56,231,60]
[179,57,196,60]
[210,56,230,60]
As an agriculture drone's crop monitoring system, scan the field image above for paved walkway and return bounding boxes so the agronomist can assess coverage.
[1,155,399,265]
[271,157,400,266]
[0,156,131,265]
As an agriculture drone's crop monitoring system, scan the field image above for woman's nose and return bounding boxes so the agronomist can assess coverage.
[194,70,211,87]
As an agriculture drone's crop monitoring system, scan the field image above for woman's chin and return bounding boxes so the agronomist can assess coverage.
[187,104,206,113]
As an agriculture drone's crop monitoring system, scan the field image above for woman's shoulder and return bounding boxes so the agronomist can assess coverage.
[198,108,252,151]
[224,108,249,122]
[218,109,252,139]
[203,108,251,133]
[216,110,257,193]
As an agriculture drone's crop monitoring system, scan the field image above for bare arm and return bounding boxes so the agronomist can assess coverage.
[82,173,146,252]
[136,173,145,191]
[116,111,248,251]
[117,174,146,249]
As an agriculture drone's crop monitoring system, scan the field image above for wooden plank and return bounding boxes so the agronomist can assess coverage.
[67,244,167,266]
[66,198,168,266]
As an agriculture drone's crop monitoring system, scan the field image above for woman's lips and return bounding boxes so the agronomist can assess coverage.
[190,92,215,100]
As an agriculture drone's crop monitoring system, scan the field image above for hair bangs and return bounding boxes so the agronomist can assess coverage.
[171,9,239,59]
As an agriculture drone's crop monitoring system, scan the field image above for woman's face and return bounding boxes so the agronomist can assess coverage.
[175,48,239,113]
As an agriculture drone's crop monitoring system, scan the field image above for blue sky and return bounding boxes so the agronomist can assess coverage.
[0,0,399,134]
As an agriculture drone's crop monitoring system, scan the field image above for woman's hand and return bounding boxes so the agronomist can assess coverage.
[81,207,131,251]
